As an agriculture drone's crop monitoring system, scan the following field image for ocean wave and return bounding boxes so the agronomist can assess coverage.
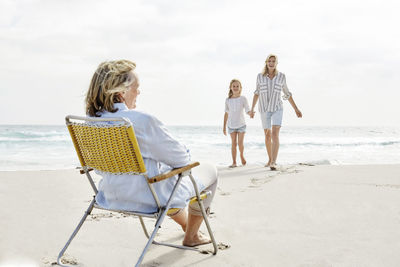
[298,159,333,165]
[2,138,399,147]
[0,129,69,143]
[0,137,70,143]
[205,141,400,148]
[282,140,400,147]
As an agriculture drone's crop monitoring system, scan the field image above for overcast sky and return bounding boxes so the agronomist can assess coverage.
[1,0,399,126]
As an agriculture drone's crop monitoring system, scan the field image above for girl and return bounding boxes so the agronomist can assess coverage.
[249,54,302,170]
[223,79,251,168]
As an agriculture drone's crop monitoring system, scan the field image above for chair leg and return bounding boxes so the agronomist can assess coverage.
[135,208,168,267]
[189,174,218,255]
[57,197,96,266]
[139,214,199,252]
[136,175,187,265]
[138,216,150,239]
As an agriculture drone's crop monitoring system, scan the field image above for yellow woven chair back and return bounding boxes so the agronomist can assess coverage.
[66,115,146,175]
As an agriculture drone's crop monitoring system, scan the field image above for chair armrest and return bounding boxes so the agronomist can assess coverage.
[148,162,200,184]
[189,190,211,205]
[79,168,94,174]
[167,190,210,215]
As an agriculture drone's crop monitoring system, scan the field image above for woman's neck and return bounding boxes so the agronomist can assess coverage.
[267,69,275,78]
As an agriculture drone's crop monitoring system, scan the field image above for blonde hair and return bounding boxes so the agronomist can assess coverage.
[228,79,242,98]
[262,54,278,77]
[85,60,136,117]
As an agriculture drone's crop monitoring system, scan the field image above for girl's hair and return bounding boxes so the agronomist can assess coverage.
[262,54,278,76]
[228,79,242,98]
[85,60,136,117]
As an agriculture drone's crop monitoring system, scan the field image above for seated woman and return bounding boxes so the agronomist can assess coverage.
[85,60,218,247]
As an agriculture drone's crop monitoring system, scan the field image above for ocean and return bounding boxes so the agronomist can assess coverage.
[0,125,399,171]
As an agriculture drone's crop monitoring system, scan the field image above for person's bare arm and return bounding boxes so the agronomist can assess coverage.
[223,112,228,135]
[249,94,259,118]
[288,96,302,118]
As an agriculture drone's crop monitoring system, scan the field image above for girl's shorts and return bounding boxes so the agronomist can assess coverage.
[228,125,246,134]
[260,109,283,129]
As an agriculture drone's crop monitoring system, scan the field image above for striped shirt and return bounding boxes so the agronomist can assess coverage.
[254,72,292,112]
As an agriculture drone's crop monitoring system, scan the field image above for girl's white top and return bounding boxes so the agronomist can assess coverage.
[225,95,250,128]
[254,72,292,112]
[93,103,205,213]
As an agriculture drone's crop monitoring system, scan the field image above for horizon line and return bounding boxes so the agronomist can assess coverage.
[0,124,399,128]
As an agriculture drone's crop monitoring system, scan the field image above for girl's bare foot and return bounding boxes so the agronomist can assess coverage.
[241,157,246,166]
[264,160,271,167]
[229,163,237,168]
[183,232,212,247]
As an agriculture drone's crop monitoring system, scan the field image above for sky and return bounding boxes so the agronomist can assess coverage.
[0,0,399,126]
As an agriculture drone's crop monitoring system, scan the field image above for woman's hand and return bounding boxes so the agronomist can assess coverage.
[223,128,227,136]
[295,108,302,118]
[249,110,255,118]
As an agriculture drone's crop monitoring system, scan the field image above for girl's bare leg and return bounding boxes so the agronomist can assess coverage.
[238,132,246,165]
[230,132,238,167]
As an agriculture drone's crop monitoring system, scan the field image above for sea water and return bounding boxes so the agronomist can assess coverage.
[0,125,399,171]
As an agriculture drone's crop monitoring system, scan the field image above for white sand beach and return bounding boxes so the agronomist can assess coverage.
[1,164,400,267]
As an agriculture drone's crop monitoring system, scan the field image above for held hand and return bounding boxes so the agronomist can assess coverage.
[248,111,255,118]
[223,128,227,136]
[295,109,302,118]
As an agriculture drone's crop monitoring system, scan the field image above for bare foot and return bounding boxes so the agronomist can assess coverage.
[183,232,212,247]
[241,157,246,166]
[270,162,277,171]
[264,160,271,167]
[229,163,237,168]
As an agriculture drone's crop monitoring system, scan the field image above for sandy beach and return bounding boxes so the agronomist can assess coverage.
[1,164,400,267]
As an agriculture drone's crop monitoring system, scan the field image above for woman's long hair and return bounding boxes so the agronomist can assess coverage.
[228,79,242,98]
[85,60,136,117]
[262,54,278,77]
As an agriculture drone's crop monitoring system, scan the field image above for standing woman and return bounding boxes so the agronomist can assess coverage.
[249,54,302,170]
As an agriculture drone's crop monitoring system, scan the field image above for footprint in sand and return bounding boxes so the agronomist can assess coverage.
[88,212,114,221]
[251,176,274,185]
[200,242,231,254]
[51,254,78,265]
[363,183,400,189]
[273,165,301,175]
[143,261,162,267]
[88,212,130,221]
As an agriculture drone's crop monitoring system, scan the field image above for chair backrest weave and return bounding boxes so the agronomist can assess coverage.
[66,115,147,175]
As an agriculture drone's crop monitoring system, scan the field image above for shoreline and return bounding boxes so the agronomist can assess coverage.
[2,161,400,172]
[1,164,400,266]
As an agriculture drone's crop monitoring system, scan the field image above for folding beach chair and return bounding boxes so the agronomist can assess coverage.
[57,115,217,266]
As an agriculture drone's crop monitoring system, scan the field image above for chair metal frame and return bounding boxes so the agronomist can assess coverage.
[57,115,217,266]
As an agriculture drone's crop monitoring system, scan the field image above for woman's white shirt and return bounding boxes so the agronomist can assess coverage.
[93,103,205,213]
[225,95,250,128]
[254,72,292,112]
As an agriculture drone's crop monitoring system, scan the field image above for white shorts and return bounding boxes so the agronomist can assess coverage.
[260,109,283,129]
